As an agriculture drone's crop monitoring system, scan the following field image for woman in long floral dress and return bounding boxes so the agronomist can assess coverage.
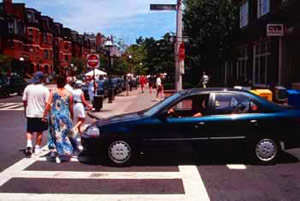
[43,76,74,163]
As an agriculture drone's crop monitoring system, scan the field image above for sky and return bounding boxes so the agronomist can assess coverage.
[13,0,177,45]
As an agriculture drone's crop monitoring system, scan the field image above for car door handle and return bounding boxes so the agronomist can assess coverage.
[250,119,258,126]
[195,122,205,128]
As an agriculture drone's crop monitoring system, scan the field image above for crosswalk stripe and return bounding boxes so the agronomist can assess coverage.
[0,103,23,111]
[0,193,187,201]
[226,164,247,170]
[8,170,182,180]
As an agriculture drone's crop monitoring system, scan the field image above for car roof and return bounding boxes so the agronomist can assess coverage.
[181,87,251,95]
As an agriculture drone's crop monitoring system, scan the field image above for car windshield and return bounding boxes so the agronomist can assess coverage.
[142,92,182,117]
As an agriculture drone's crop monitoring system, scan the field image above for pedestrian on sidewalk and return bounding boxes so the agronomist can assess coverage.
[43,76,74,164]
[155,74,164,101]
[22,71,50,157]
[148,75,154,93]
[72,80,93,135]
[139,75,147,93]
[88,79,98,104]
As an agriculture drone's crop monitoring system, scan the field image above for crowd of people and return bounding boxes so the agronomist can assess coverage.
[22,72,92,163]
[138,74,165,101]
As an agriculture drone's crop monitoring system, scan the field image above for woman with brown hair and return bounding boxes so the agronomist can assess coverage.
[43,76,74,164]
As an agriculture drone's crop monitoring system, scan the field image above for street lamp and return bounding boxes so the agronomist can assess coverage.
[105,40,114,103]
[19,57,24,77]
[128,55,133,91]
[70,63,74,77]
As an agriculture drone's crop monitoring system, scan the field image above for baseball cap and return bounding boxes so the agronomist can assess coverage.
[31,71,44,84]
[75,80,83,87]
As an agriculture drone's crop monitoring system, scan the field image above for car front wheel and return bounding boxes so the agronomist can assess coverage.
[107,140,134,166]
[251,138,280,165]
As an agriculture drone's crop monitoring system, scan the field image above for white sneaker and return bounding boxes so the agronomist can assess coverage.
[55,157,61,164]
[34,147,42,156]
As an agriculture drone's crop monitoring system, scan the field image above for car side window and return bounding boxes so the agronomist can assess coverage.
[214,94,258,115]
[167,94,209,118]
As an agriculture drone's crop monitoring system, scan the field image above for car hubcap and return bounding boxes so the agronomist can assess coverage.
[255,139,277,161]
[108,141,131,164]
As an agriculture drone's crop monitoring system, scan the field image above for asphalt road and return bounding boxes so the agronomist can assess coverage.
[1,94,300,200]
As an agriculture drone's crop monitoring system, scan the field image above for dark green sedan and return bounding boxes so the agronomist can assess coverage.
[82,88,300,166]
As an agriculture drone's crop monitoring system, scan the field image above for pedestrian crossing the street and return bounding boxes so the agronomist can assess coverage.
[0,103,23,111]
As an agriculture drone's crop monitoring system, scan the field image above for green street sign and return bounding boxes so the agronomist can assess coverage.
[150,4,176,11]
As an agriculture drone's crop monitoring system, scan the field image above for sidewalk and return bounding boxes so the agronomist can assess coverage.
[88,88,159,119]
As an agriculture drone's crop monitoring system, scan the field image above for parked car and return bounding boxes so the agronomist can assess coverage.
[81,88,300,166]
[82,79,109,100]
[0,75,27,97]
[110,78,123,95]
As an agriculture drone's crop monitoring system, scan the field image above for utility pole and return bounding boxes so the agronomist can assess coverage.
[175,0,183,92]
[150,1,184,92]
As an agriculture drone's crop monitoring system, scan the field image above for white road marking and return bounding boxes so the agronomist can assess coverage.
[0,146,211,200]
[0,193,187,201]
[179,165,210,201]
[8,170,182,180]
[226,164,247,170]
[0,103,23,111]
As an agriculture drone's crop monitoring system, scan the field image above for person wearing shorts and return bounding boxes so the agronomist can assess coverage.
[72,80,93,135]
[22,71,49,157]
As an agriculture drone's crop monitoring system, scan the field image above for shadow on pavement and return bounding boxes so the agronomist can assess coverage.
[78,147,299,167]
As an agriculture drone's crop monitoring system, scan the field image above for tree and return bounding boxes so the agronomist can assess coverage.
[183,0,238,84]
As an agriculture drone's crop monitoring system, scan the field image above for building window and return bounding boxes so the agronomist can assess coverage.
[257,0,270,18]
[240,1,248,28]
[253,41,271,85]
[8,21,14,34]
[27,12,33,22]
[237,46,249,81]
[28,28,33,41]
[44,50,49,59]
[36,30,39,42]
[43,33,47,43]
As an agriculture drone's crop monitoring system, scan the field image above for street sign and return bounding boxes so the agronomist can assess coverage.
[267,24,284,36]
[169,36,189,43]
[150,4,176,11]
[87,54,100,68]
[179,43,185,61]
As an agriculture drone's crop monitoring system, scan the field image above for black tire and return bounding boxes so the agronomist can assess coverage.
[106,139,135,166]
[249,138,281,165]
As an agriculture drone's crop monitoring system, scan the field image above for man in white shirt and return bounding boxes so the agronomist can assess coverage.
[88,79,98,103]
[64,76,73,93]
[22,71,49,157]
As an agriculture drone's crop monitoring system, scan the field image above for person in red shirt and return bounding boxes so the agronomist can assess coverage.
[139,75,147,93]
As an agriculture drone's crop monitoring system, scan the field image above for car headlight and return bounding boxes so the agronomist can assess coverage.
[85,125,100,138]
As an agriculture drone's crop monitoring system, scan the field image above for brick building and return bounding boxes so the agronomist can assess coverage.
[223,0,300,88]
[0,0,97,77]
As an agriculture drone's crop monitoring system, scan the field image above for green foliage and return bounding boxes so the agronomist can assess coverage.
[183,0,238,83]
[71,57,86,75]
[126,33,175,77]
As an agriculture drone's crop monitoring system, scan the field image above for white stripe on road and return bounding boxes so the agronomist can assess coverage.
[226,164,247,170]
[0,193,187,201]
[8,170,182,180]
[0,157,36,186]
[179,165,210,201]
[0,103,23,111]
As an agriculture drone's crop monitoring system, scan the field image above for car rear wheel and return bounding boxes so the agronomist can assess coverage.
[107,140,134,166]
[251,138,280,165]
